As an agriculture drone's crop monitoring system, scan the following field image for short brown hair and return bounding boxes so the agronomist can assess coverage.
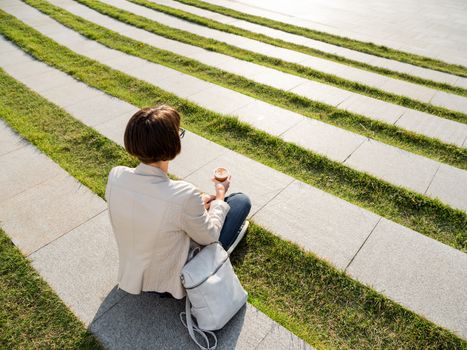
[124,105,181,164]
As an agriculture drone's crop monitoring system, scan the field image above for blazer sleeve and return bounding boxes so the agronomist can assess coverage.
[181,188,230,246]
[105,168,114,203]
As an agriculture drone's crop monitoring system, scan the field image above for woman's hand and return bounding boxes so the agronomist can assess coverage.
[201,193,216,210]
[212,176,231,201]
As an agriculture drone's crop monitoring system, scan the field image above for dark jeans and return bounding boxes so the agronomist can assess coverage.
[218,192,252,251]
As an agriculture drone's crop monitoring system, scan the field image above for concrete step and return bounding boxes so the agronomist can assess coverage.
[47,0,467,148]
[96,0,467,114]
[0,39,465,338]
[2,1,467,212]
[196,0,467,68]
[148,0,466,89]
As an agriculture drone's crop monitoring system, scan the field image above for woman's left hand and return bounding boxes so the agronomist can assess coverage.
[201,193,216,210]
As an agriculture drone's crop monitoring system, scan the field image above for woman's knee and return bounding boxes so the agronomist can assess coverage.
[229,192,252,211]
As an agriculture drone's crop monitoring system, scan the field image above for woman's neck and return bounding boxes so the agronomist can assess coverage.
[147,160,169,173]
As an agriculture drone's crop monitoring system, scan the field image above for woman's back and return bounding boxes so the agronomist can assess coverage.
[105,163,226,299]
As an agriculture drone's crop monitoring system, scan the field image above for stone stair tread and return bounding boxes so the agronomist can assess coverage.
[1,5,466,338]
[147,0,464,88]
[49,0,467,147]
[2,4,467,212]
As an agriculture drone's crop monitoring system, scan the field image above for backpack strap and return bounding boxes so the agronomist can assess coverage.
[180,296,217,350]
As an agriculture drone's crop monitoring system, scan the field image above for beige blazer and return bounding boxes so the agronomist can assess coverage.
[105,163,230,299]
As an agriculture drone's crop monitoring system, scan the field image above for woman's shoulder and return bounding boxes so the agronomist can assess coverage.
[108,165,133,179]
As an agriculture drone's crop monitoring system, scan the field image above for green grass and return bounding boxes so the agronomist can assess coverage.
[1,9,466,254]
[176,0,467,78]
[0,68,465,350]
[67,0,467,124]
[22,0,467,171]
[0,228,104,349]
[127,0,467,97]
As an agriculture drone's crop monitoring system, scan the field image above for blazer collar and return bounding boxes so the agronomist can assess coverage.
[134,163,169,179]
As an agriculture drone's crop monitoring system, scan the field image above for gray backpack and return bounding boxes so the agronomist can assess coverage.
[180,242,248,349]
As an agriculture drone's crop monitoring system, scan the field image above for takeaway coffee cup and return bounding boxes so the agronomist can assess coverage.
[213,167,229,182]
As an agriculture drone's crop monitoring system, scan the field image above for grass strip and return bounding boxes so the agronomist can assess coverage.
[0,227,104,349]
[1,10,465,253]
[1,70,465,350]
[176,0,467,78]
[128,0,467,97]
[21,1,467,172]
[67,0,467,124]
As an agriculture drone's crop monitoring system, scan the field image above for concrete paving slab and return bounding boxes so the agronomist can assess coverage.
[63,94,138,127]
[0,0,24,9]
[154,71,214,98]
[0,37,20,54]
[103,54,152,72]
[190,50,232,66]
[188,86,252,114]
[232,100,302,136]
[0,45,33,67]
[346,218,467,338]
[1,59,54,79]
[30,211,124,325]
[86,294,206,350]
[256,321,314,350]
[407,65,459,86]
[259,44,309,64]
[289,81,351,107]
[337,94,404,124]
[208,56,266,78]
[345,139,440,194]
[151,0,240,24]
[36,19,78,37]
[250,69,305,91]
[185,149,294,215]
[431,91,467,114]
[0,146,64,203]
[281,119,366,162]
[89,293,290,350]
[252,180,381,269]
[321,61,389,88]
[425,164,467,212]
[379,78,437,103]
[395,109,467,147]
[93,111,131,146]
[0,120,28,157]
[5,67,75,95]
[81,46,123,62]
[0,172,107,255]
[456,77,467,90]
[39,83,102,108]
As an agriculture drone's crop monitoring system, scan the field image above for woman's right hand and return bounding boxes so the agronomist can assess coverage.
[212,176,231,200]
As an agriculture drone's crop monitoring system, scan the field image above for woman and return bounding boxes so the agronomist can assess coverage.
[105,105,251,299]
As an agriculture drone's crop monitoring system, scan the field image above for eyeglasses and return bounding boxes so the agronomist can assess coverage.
[179,128,186,139]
